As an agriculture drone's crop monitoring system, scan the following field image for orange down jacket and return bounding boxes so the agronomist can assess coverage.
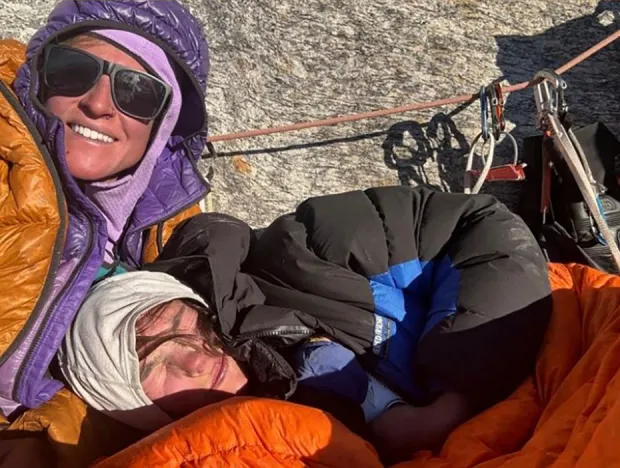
[92,262,620,468]
[0,38,201,467]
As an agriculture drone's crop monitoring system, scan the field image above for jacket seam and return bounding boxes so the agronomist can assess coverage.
[0,220,61,226]
[0,80,67,377]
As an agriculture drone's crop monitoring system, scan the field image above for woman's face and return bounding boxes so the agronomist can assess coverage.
[45,36,154,181]
[135,300,248,418]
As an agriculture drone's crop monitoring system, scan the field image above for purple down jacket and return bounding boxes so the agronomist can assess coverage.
[0,0,210,413]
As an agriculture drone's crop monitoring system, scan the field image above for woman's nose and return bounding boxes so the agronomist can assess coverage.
[78,76,116,118]
[174,350,212,378]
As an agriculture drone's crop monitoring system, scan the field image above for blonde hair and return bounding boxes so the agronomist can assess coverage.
[60,32,109,48]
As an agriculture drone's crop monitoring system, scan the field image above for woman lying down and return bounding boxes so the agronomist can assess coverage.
[56,186,552,464]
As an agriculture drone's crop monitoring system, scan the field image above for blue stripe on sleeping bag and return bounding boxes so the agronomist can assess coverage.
[368,256,460,400]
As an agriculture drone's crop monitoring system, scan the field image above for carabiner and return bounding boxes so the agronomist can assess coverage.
[487,84,499,140]
[494,82,506,133]
[465,131,524,191]
[486,82,506,140]
[480,86,489,141]
[533,69,568,131]
[465,131,495,194]
[479,86,489,142]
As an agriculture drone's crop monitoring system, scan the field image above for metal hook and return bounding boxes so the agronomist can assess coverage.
[465,131,495,194]
[479,86,489,141]
[487,84,499,140]
[486,82,506,141]
[533,69,568,130]
[494,83,506,132]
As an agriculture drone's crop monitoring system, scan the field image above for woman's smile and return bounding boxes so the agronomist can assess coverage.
[45,38,153,181]
[69,122,117,144]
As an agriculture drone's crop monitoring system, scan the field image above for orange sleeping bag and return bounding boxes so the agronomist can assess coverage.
[91,397,382,468]
[93,263,620,468]
[396,262,620,468]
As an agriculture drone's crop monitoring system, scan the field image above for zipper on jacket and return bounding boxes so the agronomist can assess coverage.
[127,129,213,263]
[141,138,213,252]
[13,213,94,402]
[0,81,67,370]
[228,327,313,347]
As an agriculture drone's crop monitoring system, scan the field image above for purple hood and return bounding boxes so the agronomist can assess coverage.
[85,29,184,264]
[0,0,210,411]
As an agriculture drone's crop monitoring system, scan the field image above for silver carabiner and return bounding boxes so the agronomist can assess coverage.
[533,69,568,130]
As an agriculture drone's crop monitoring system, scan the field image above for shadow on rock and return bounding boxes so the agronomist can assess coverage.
[382,113,470,192]
[495,1,620,141]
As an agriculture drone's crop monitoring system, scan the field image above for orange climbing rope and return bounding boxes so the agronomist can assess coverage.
[207,28,620,144]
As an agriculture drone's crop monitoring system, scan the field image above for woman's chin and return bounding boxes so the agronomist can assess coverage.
[66,161,116,182]
[65,143,121,182]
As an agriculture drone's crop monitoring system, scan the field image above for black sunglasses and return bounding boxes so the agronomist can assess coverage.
[42,44,172,121]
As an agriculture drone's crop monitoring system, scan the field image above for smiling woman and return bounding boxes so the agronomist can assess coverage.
[44,36,157,181]
[0,0,211,438]
[37,28,187,267]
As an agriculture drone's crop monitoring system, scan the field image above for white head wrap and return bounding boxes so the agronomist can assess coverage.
[57,271,209,432]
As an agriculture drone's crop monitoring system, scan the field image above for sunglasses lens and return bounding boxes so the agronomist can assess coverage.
[45,47,100,96]
[114,70,168,120]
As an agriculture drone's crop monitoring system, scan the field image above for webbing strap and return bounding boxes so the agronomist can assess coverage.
[547,114,620,272]
[464,132,495,195]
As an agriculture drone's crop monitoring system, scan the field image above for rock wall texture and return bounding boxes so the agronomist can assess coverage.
[1,0,618,227]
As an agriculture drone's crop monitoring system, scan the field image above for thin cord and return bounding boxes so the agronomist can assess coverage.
[207,29,620,144]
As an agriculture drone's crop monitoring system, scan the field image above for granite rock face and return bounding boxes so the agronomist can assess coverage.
[0,0,618,227]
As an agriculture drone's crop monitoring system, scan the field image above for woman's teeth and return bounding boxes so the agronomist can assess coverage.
[70,124,115,144]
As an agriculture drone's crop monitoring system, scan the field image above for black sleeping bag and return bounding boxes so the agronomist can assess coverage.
[147,186,552,412]
[245,186,552,408]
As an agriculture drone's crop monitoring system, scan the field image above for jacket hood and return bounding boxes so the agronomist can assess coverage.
[18,0,209,137]
[82,29,184,264]
[13,0,211,265]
